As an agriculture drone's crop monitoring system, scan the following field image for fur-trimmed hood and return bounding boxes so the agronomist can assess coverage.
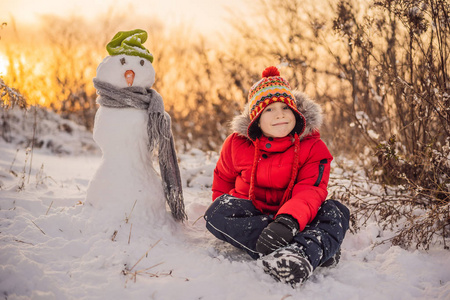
[231,91,323,141]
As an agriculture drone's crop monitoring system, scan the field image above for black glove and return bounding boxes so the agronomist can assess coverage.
[256,214,299,255]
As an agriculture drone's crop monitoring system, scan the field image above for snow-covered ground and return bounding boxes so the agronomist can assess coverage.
[0,108,449,300]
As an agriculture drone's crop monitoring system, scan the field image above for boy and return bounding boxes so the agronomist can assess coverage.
[204,66,350,287]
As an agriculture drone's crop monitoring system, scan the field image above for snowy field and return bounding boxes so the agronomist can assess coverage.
[0,108,449,300]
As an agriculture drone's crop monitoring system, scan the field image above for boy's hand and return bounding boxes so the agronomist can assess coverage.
[256,215,299,255]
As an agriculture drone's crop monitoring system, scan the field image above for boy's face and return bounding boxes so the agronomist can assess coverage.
[258,102,296,138]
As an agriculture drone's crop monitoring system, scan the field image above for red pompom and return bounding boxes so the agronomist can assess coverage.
[262,66,280,78]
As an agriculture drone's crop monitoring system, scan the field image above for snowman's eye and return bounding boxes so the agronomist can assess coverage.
[140,60,145,66]
[120,58,126,65]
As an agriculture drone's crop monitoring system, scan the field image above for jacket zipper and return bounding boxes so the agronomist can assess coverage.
[313,159,328,187]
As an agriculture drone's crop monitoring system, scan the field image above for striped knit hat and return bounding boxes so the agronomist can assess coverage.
[247,66,305,140]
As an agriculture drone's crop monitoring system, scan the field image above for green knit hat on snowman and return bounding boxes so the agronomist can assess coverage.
[106,29,154,63]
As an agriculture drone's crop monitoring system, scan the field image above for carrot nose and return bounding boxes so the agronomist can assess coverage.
[124,70,135,87]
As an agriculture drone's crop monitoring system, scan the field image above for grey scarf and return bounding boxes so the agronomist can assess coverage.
[93,78,187,222]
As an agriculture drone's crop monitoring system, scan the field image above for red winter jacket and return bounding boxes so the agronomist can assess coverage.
[212,91,333,231]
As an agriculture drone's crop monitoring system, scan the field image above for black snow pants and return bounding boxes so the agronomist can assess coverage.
[204,194,350,269]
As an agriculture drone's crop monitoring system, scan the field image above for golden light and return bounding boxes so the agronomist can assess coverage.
[0,52,9,76]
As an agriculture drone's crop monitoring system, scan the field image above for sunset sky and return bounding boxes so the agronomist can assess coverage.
[0,0,251,76]
[1,0,246,34]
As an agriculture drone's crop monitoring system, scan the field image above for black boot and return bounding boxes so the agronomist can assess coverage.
[258,245,313,288]
[320,248,341,268]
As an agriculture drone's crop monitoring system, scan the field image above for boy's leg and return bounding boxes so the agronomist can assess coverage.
[259,200,350,287]
[292,200,350,269]
[204,194,271,259]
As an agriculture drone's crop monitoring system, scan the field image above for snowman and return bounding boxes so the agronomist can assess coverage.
[86,29,186,224]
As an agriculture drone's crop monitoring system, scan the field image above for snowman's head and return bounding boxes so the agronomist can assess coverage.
[96,55,155,89]
[95,29,156,89]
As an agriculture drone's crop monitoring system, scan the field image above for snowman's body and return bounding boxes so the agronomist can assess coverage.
[85,53,170,224]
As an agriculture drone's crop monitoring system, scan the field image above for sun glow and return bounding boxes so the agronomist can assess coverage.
[0,53,9,76]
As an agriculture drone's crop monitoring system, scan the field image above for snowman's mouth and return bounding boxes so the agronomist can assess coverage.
[125,70,135,87]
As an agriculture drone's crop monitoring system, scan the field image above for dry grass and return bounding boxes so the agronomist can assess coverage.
[121,239,178,286]
[330,160,450,250]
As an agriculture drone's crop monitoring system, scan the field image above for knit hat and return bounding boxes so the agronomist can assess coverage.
[247,66,305,140]
[106,29,154,63]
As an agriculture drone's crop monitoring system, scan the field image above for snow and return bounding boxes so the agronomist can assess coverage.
[367,129,379,140]
[0,109,449,300]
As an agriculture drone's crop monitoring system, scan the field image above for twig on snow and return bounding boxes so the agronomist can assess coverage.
[45,201,54,215]
[30,219,46,235]
[129,239,161,272]
[122,239,173,285]
[191,214,204,226]
[128,223,133,244]
[14,239,34,246]
[9,149,19,176]
[111,230,118,241]
[125,199,138,223]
